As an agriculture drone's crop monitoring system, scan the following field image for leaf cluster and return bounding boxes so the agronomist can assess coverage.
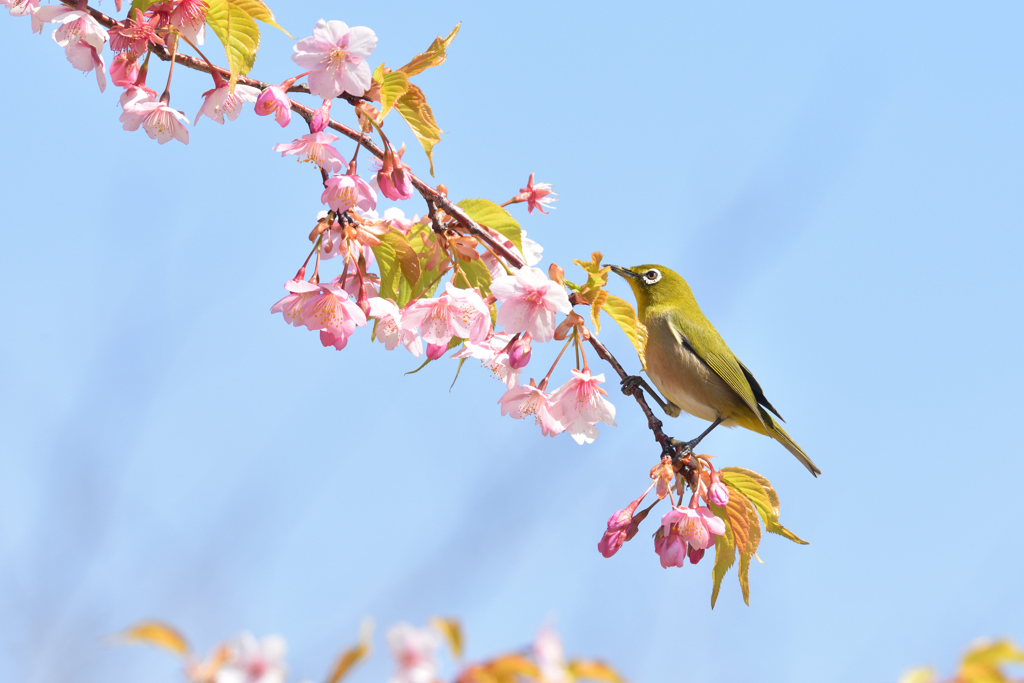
[900,640,1024,683]
[708,467,807,607]
[568,253,648,369]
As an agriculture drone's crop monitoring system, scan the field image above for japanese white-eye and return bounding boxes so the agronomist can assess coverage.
[609,264,820,477]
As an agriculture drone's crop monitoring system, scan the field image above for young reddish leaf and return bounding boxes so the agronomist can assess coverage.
[956,639,1024,683]
[709,511,736,608]
[588,289,609,332]
[115,621,190,655]
[429,617,463,659]
[394,84,442,176]
[324,619,373,683]
[457,199,523,255]
[721,467,808,545]
[737,495,762,605]
[598,294,648,370]
[568,659,626,682]
[378,71,410,119]
[206,0,290,88]
[398,24,461,77]
[572,252,611,302]
[897,669,937,683]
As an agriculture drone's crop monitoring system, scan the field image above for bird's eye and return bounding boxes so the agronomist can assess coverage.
[642,268,662,284]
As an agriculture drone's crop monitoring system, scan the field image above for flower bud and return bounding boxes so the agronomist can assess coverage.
[548,263,564,284]
[508,332,532,369]
[426,342,447,360]
[708,471,729,507]
[310,99,332,133]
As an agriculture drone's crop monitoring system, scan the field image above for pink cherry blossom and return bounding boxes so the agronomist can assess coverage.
[120,83,157,111]
[661,505,725,552]
[513,173,557,214]
[317,212,376,265]
[491,267,571,343]
[64,39,106,92]
[597,488,651,558]
[303,283,368,350]
[292,19,377,99]
[6,0,43,33]
[196,82,260,125]
[274,132,346,173]
[108,9,164,55]
[339,270,379,303]
[321,174,376,213]
[254,85,292,127]
[36,6,108,52]
[309,99,332,133]
[170,0,207,46]
[401,283,491,346]
[270,276,321,327]
[653,525,689,569]
[498,382,564,437]
[451,333,520,388]
[367,297,423,357]
[120,98,190,145]
[386,622,440,683]
[547,369,616,445]
[533,625,570,683]
[214,632,287,683]
[109,52,139,87]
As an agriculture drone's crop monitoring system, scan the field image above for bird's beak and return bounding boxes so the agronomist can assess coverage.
[608,264,638,280]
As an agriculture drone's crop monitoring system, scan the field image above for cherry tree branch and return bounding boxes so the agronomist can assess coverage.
[67,1,526,270]
[586,336,695,481]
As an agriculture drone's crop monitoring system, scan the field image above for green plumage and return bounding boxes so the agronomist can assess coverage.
[610,264,820,477]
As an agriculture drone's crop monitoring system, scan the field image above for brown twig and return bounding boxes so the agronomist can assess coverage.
[587,336,695,483]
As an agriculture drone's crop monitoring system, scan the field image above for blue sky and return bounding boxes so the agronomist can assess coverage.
[2,2,1023,682]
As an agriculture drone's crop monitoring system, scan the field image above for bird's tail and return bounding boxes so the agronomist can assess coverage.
[761,410,821,477]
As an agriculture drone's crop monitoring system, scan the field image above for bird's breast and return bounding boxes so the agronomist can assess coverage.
[644,314,742,424]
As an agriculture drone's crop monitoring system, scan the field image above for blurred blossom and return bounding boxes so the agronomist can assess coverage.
[214,633,287,683]
[387,622,440,683]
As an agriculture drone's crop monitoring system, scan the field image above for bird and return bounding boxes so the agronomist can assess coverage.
[608,264,820,476]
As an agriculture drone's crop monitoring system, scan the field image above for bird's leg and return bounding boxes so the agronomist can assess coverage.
[621,375,675,415]
[669,416,726,457]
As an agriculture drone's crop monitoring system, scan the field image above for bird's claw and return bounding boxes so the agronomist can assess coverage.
[621,375,644,396]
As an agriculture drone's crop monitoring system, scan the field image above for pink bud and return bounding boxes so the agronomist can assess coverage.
[426,343,447,360]
[708,470,729,507]
[687,546,705,565]
[254,85,292,127]
[310,99,332,133]
[508,332,532,369]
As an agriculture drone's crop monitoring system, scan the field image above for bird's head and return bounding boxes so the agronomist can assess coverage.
[608,264,697,317]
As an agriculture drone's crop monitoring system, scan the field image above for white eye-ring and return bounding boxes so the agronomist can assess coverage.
[642,268,662,284]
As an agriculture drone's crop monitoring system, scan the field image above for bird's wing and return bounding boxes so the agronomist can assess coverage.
[737,360,784,422]
[668,308,770,432]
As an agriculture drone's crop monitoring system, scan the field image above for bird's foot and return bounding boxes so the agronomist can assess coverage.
[621,375,645,396]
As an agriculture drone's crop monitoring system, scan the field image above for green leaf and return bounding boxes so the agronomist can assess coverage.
[382,230,421,290]
[398,24,461,77]
[572,252,611,302]
[130,0,160,13]
[599,294,649,370]
[456,257,493,297]
[588,289,609,332]
[371,241,400,302]
[205,0,290,87]
[456,199,523,255]
[564,279,582,294]
[395,83,442,176]
[379,71,410,119]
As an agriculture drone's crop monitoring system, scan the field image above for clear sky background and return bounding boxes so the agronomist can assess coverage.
[2,2,1023,682]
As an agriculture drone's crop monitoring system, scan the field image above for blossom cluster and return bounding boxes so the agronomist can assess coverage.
[119,619,623,683]
[598,455,729,569]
